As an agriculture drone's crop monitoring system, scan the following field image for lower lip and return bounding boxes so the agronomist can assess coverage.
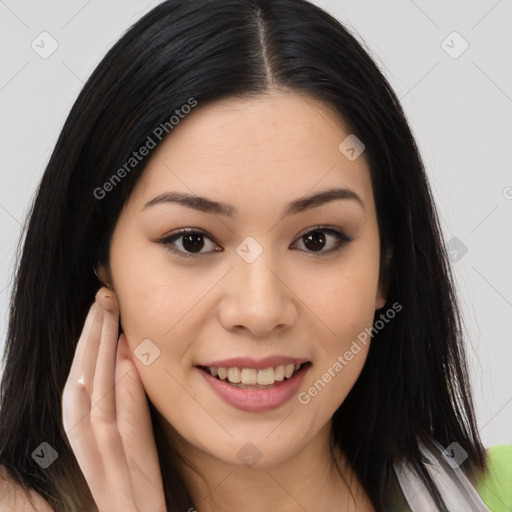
[197,365,310,413]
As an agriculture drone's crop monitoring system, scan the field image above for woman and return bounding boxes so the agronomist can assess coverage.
[0,0,510,510]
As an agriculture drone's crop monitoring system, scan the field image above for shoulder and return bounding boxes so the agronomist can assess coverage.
[0,465,54,512]
[477,444,512,509]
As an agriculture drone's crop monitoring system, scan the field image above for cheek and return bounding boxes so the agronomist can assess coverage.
[301,259,380,343]
[298,250,379,406]
[110,235,202,340]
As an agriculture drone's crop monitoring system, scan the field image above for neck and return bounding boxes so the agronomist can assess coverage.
[159,416,375,512]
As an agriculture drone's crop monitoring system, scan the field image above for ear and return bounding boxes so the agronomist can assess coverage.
[95,262,112,287]
[375,246,393,310]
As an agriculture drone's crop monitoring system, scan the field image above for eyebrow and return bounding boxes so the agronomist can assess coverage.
[142,187,365,217]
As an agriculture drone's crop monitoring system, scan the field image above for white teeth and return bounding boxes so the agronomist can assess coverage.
[227,367,241,383]
[274,365,285,381]
[257,367,275,385]
[240,368,257,385]
[207,363,305,385]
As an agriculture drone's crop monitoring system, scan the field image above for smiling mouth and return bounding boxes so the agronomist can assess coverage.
[197,362,312,389]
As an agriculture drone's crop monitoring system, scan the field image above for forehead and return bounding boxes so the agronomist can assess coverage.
[128,92,374,218]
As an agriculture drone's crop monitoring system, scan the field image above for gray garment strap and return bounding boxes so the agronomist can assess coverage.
[393,438,491,511]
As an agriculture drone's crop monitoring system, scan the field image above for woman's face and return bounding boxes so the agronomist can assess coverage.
[98,92,387,468]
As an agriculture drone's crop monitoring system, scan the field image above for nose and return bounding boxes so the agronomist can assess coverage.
[218,248,298,337]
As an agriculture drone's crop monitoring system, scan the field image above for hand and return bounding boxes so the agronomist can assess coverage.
[62,287,167,512]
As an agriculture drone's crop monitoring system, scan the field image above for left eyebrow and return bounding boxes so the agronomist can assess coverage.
[142,187,365,217]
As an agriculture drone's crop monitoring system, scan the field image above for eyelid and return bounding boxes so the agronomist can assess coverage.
[295,224,347,240]
[158,225,353,257]
[291,225,353,254]
[159,227,221,258]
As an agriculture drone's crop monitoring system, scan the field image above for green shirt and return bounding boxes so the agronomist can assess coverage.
[477,444,512,511]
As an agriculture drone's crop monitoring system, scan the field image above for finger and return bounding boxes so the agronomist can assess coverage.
[62,377,103,481]
[88,292,136,497]
[62,300,105,491]
[62,294,104,433]
[90,289,120,426]
[62,288,140,512]
[64,294,105,395]
[115,333,166,512]
[78,304,104,396]
[84,286,120,388]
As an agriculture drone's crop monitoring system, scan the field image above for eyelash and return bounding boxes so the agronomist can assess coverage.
[158,225,353,258]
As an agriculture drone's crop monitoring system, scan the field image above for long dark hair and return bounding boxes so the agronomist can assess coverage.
[0,0,486,510]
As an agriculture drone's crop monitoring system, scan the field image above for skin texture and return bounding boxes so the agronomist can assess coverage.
[94,91,387,511]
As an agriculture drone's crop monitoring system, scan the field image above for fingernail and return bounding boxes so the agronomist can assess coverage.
[95,287,117,311]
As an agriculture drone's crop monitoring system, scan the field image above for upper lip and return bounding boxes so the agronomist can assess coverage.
[199,356,310,369]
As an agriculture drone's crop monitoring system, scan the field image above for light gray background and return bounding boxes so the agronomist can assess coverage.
[0,1,511,447]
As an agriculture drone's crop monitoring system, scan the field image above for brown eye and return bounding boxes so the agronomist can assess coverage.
[292,227,353,254]
[180,232,206,253]
[303,230,327,251]
[159,226,352,258]
[160,229,221,257]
